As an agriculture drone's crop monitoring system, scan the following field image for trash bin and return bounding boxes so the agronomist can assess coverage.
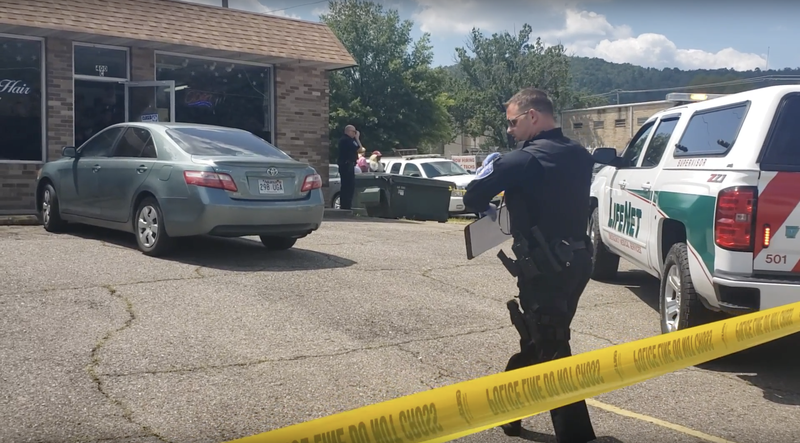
[352,173,452,222]
[386,175,452,222]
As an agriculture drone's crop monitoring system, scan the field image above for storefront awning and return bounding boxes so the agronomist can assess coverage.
[0,0,357,70]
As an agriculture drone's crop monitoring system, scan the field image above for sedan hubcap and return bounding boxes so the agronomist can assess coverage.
[42,190,51,225]
[664,265,682,332]
[137,205,159,248]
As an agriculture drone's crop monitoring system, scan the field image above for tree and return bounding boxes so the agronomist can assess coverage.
[449,25,601,150]
[320,0,455,160]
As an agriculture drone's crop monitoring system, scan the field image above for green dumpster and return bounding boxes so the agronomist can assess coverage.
[353,173,393,217]
[386,175,452,222]
[353,173,452,222]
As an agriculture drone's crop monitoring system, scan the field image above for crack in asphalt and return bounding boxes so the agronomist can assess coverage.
[98,325,511,378]
[88,285,172,443]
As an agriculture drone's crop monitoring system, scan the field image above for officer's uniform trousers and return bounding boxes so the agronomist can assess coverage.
[504,246,597,443]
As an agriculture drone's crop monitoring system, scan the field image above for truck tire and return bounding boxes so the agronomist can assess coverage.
[659,242,713,334]
[588,206,620,280]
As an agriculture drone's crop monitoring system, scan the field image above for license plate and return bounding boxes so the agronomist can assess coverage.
[258,179,284,194]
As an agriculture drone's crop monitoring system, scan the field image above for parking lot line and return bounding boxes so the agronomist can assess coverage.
[586,399,736,443]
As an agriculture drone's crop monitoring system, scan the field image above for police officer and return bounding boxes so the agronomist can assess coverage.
[337,125,362,210]
[463,88,597,442]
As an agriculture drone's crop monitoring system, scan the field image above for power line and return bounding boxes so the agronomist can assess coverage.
[264,0,329,14]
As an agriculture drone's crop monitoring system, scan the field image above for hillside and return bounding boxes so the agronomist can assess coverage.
[443,57,800,107]
[568,57,800,106]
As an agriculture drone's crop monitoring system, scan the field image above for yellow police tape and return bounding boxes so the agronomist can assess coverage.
[228,301,800,443]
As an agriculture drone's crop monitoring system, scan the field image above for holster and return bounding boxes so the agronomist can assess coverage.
[497,226,587,281]
[507,299,572,354]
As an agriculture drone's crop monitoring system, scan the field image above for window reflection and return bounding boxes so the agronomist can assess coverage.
[155,54,273,143]
[0,36,43,161]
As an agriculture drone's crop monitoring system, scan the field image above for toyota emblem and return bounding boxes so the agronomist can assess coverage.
[266,167,279,176]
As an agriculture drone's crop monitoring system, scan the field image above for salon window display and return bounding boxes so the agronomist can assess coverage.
[0,36,43,162]
[155,54,273,143]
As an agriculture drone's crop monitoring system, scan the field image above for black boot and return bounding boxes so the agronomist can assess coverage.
[500,420,522,437]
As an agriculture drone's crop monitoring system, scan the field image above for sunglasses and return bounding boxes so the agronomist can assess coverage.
[507,109,533,127]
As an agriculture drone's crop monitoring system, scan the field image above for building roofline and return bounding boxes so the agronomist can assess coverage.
[561,100,672,114]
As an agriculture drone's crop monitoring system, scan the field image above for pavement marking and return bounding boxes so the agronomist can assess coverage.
[586,398,737,443]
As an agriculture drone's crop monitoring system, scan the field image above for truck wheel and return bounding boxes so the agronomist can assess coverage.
[588,206,620,280]
[659,242,713,334]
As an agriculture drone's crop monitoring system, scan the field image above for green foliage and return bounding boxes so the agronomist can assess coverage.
[321,0,455,161]
[446,24,593,150]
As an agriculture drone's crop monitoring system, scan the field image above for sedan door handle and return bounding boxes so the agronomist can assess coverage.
[618,180,627,189]
[92,164,101,173]
[136,165,148,174]
[641,182,652,191]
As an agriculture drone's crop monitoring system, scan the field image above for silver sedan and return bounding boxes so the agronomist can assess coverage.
[36,123,325,256]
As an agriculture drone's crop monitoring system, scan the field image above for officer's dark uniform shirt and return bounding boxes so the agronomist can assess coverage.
[337,135,359,165]
[463,128,595,243]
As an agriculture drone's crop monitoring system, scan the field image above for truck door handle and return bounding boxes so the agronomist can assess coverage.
[136,165,148,174]
[618,180,627,189]
[92,164,101,173]
[642,182,652,190]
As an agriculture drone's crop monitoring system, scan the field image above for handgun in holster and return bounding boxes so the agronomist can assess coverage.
[497,235,542,280]
[506,299,540,345]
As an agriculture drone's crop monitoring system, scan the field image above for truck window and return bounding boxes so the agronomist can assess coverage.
[641,117,679,168]
[760,93,800,169]
[619,121,654,168]
[674,102,748,157]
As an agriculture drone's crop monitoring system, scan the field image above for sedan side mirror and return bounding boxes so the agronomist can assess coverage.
[62,146,77,158]
[592,147,620,166]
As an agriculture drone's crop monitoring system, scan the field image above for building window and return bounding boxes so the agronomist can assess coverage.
[0,35,44,162]
[593,120,604,129]
[572,122,583,129]
[155,53,274,144]
[74,44,128,79]
[73,43,129,148]
[637,117,648,126]
[614,119,626,128]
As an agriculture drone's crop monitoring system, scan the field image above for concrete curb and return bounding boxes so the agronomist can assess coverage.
[0,215,40,226]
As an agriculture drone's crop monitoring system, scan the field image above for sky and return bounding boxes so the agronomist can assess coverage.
[179,0,800,72]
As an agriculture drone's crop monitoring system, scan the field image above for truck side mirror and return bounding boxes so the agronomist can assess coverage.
[592,147,619,166]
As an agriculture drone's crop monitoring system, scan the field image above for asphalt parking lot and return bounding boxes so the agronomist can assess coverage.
[1,218,798,443]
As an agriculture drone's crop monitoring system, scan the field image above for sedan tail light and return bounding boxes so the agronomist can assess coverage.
[301,174,322,192]
[184,170,238,192]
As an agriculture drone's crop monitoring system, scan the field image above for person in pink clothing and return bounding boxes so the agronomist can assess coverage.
[356,147,368,172]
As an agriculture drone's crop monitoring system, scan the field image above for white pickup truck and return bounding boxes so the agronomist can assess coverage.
[589,85,800,334]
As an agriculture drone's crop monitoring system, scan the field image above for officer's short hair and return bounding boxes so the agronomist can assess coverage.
[504,88,554,116]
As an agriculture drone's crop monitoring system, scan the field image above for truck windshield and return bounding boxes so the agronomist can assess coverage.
[420,161,468,178]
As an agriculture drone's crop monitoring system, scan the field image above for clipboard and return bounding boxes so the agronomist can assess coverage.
[464,205,512,260]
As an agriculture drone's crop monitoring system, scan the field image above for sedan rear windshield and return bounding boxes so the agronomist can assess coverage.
[166,127,291,159]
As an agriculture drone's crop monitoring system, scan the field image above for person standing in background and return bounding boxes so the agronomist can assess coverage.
[337,125,362,210]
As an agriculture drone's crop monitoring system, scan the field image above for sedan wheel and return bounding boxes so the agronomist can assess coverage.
[134,197,173,256]
[137,205,159,248]
[41,183,67,233]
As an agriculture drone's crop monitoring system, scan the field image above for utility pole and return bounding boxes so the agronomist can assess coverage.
[766,46,770,71]
[222,0,229,7]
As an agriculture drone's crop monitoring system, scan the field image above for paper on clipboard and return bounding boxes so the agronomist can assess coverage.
[464,205,512,260]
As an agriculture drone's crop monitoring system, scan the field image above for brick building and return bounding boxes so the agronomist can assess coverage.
[0,0,355,214]
[560,100,676,152]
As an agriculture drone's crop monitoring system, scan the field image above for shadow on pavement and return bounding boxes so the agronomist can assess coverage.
[63,224,356,272]
[698,332,800,406]
[516,429,623,442]
[606,270,660,312]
